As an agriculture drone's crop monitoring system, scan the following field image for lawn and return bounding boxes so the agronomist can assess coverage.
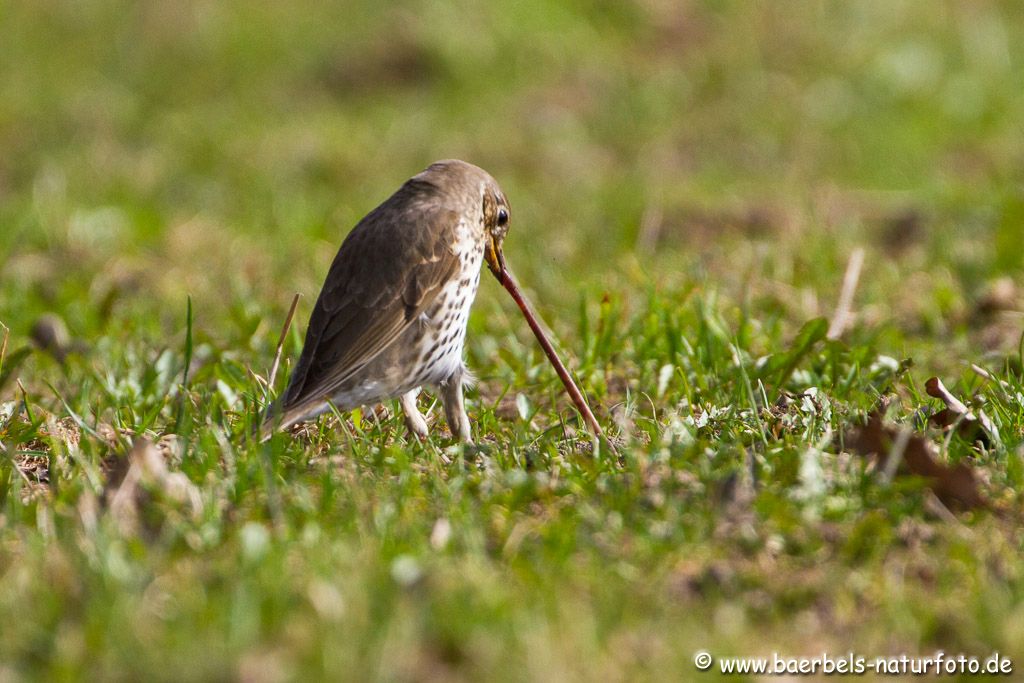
[2,1,1024,680]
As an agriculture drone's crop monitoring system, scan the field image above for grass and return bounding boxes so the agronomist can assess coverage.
[2,1,1024,680]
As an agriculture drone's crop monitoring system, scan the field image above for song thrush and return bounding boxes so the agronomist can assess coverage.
[263,159,511,442]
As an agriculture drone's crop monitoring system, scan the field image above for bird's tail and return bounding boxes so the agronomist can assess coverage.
[257,397,326,442]
[257,399,281,443]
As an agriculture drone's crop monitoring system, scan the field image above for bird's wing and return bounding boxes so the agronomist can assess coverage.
[272,187,464,419]
[275,191,462,419]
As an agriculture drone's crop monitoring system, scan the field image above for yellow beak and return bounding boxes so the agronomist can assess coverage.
[485,234,505,276]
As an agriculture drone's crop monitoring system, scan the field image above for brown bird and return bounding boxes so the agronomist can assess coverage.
[263,160,511,442]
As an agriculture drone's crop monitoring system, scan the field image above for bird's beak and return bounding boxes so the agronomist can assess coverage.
[485,233,506,276]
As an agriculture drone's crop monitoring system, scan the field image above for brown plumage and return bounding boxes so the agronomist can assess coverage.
[262,159,511,442]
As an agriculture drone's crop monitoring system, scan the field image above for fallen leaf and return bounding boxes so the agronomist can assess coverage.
[925,377,970,414]
[845,411,987,511]
[925,376,998,445]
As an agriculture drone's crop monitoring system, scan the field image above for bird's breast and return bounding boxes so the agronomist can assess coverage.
[403,237,484,388]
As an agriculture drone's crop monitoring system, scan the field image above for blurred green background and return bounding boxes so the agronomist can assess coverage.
[4,0,1022,336]
[3,1,1024,680]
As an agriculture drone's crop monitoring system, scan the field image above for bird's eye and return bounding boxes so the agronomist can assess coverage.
[497,208,509,226]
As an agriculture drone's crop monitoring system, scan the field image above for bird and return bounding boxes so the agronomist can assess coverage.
[262,159,511,443]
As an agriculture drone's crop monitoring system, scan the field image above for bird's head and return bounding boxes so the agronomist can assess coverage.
[482,186,511,277]
[415,160,511,276]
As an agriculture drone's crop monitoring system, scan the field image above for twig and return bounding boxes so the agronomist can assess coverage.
[881,427,912,484]
[923,490,969,530]
[182,296,194,388]
[969,363,1012,390]
[175,296,194,431]
[0,322,9,376]
[247,368,269,391]
[827,247,865,341]
[635,204,664,255]
[269,293,301,391]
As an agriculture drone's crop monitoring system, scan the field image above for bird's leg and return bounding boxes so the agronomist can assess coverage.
[439,371,472,443]
[399,388,429,440]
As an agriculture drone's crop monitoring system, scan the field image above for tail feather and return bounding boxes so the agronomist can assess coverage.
[258,397,328,442]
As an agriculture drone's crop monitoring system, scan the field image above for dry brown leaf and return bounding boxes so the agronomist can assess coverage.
[924,376,997,445]
[925,377,970,415]
[846,411,987,511]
